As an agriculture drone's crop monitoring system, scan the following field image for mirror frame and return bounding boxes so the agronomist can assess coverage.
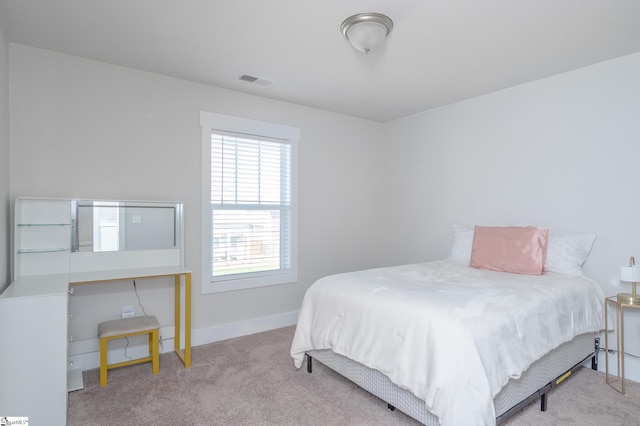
[70,200,183,253]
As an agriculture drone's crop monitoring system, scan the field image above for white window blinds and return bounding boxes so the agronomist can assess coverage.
[210,132,291,279]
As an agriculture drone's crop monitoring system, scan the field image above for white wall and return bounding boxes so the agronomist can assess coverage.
[9,41,640,379]
[383,52,640,379]
[0,2,10,291]
[9,44,385,366]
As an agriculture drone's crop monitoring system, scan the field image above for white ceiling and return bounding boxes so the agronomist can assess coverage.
[3,0,640,122]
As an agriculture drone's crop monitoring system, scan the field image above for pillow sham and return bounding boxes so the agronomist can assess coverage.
[544,231,596,276]
[470,225,548,275]
[448,224,474,263]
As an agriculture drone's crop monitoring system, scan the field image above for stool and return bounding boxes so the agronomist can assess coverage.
[98,315,160,386]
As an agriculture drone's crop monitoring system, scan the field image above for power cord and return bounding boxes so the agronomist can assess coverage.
[123,337,133,361]
[599,347,640,358]
[132,279,163,352]
[133,280,148,316]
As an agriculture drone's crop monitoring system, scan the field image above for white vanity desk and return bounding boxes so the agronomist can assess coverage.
[69,265,192,369]
[0,198,190,425]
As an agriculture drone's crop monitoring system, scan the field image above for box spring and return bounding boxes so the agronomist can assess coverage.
[307,332,595,425]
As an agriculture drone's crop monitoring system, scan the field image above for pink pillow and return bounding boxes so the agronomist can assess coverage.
[470,226,548,275]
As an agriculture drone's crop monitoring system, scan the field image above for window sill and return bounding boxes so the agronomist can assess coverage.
[201,271,297,294]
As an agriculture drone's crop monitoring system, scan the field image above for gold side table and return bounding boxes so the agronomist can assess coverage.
[605,296,640,396]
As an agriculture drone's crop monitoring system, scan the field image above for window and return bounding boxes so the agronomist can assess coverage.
[201,112,298,293]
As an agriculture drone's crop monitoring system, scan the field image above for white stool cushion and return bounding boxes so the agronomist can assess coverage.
[98,315,160,339]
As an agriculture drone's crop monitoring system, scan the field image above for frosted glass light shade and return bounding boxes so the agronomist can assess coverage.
[620,265,640,283]
[346,21,388,53]
[619,263,640,305]
[341,13,393,54]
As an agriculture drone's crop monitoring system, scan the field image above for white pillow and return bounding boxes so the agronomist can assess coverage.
[447,225,596,276]
[544,231,596,276]
[448,224,474,263]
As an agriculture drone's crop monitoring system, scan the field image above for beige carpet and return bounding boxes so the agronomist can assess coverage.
[69,326,640,425]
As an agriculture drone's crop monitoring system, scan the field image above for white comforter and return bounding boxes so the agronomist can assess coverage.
[290,260,604,426]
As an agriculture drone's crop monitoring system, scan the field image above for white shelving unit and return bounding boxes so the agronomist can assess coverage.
[0,198,73,424]
[15,198,72,277]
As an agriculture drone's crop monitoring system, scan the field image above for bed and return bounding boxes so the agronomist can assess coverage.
[290,226,605,426]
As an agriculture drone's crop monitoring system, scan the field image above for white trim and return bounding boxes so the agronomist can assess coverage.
[69,310,299,371]
[200,111,299,294]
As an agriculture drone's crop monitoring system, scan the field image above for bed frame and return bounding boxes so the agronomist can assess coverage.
[306,333,599,425]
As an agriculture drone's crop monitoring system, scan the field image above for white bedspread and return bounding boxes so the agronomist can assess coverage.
[290,260,604,426]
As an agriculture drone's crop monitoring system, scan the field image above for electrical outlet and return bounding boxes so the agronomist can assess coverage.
[121,306,135,318]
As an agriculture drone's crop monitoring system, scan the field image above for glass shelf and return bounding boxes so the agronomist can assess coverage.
[17,223,71,227]
[18,248,71,254]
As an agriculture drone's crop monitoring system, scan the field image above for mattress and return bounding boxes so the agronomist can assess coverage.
[307,332,595,425]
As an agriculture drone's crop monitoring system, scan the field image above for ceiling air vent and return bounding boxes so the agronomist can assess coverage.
[239,74,274,86]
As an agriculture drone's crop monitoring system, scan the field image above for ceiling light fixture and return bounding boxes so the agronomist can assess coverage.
[340,13,393,54]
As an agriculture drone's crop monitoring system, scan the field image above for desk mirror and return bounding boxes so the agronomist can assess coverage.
[71,200,182,253]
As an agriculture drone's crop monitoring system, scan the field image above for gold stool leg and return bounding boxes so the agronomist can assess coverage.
[99,337,108,386]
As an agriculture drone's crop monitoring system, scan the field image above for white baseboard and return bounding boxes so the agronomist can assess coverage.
[69,310,299,373]
[191,310,298,346]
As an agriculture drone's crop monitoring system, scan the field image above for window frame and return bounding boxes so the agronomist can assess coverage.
[200,111,299,294]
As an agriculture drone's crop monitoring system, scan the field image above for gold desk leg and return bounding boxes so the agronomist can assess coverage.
[184,272,191,368]
[173,273,192,369]
[621,304,626,395]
